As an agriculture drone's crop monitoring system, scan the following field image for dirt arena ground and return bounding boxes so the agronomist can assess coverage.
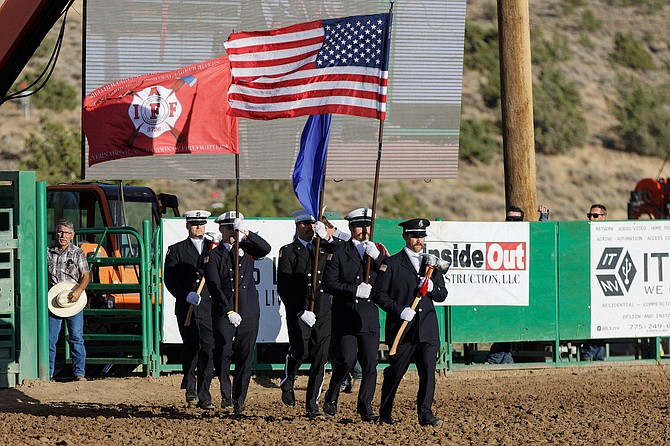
[2,364,669,445]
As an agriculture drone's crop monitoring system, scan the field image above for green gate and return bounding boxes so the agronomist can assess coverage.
[68,223,158,377]
[0,172,41,386]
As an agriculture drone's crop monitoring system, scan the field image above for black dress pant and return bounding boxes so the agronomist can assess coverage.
[176,306,214,404]
[325,330,379,416]
[281,314,331,413]
[379,337,439,422]
[213,314,259,409]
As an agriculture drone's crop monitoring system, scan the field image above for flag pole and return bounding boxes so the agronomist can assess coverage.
[234,153,240,313]
[364,0,393,282]
[309,160,328,312]
[364,119,384,283]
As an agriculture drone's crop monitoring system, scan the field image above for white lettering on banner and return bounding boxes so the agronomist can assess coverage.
[590,221,670,338]
[486,243,525,270]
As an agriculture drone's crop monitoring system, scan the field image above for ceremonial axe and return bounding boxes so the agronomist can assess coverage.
[184,231,222,327]
[389,253,450,356]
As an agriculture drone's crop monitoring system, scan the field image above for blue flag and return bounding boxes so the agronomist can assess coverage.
[292,114,332,219]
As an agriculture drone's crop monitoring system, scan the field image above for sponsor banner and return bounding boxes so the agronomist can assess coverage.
[426,222,530,306]
[590,220,670,338]
[162,218,348,344]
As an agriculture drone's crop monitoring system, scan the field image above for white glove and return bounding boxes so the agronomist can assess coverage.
[400,307,416,322]
[300,310,316,327]
[356,282,372,299]
[233,218,248,233]
[333,228,351,242]
[227,311,242,327]
[418,277,434,292]
[314,221,328,239]
[186,291,201,306]
[363,241,380,260]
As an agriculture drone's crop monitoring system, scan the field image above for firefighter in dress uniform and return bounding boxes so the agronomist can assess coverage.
[372,218,448,427]
[322,207,387,422]
[204,211,271,415]
[277,209,343,419]
[164,210,216,409]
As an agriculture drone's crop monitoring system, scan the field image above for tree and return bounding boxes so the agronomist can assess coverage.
[21,118,81,182]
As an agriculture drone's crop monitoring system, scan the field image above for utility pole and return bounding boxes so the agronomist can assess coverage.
[498,0,537,220]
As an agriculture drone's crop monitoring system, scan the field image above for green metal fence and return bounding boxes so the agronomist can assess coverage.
[4,171,670,388]
[0,172,40,387]
[69,225,157,376]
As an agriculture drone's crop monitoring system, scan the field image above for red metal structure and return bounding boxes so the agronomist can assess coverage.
[628,178,670,220]
[0,0,72,102]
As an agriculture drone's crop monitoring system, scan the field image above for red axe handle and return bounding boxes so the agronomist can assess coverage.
[389,266,435,356]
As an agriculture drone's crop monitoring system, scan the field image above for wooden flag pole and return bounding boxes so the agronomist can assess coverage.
[309,159,328,312]
[234,153,240,313]
[364,0,393,283]
[364,118,385,283]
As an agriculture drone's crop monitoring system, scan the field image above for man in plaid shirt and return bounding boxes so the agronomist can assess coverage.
[48,219,90,381]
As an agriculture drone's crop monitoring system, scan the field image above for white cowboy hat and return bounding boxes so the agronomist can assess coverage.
[48,281,87,318]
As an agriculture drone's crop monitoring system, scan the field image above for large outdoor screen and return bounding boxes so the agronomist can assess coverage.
[83,0,465,180]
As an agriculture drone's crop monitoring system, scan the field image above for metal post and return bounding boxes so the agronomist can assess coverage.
[36,180,49,381]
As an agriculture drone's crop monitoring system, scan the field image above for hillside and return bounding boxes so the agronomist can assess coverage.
[1,0,669,222]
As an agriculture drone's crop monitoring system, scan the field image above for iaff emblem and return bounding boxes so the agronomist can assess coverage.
[126,75,197,144]
[596,247,636,296]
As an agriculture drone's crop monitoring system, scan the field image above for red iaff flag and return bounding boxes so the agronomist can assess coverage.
[83,56,238,166]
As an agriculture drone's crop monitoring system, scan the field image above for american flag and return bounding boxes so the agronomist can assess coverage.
[224,13,392,120]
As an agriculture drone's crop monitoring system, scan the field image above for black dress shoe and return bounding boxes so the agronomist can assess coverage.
[360,412,380,422]
[198,401,215,410]
[323,400,337,416]
[185,390,198,406]
[379,415,394,425]
[233,405,245,416]
[307,410,330,420]
[281,385,296,407]
[419,415,444,427]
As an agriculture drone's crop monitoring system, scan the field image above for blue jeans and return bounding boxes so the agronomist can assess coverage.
[486,342,514,364]
[581,343,606,361]
[49,311,86,378]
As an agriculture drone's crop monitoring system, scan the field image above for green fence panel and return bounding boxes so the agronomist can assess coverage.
[71,226,154,376]
[450,222,559,343]
[0,171,39,387]
[557,221,591,340]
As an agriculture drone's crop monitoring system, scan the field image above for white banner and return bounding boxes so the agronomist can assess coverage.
[426,222,530,306]
[161,218,349,344]
[590,220,670,338]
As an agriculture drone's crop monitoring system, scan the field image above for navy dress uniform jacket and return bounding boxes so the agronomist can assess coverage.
[164,238,213,319]
[277,238,339,319]
[323,240,386,335]
[204,231,271,321]
[372,251,448,344]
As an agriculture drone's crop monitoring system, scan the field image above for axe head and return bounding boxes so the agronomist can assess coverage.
[204,231,222,244]
[419,252,451,273]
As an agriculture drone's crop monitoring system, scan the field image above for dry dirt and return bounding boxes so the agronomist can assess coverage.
[2,364,670,445]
